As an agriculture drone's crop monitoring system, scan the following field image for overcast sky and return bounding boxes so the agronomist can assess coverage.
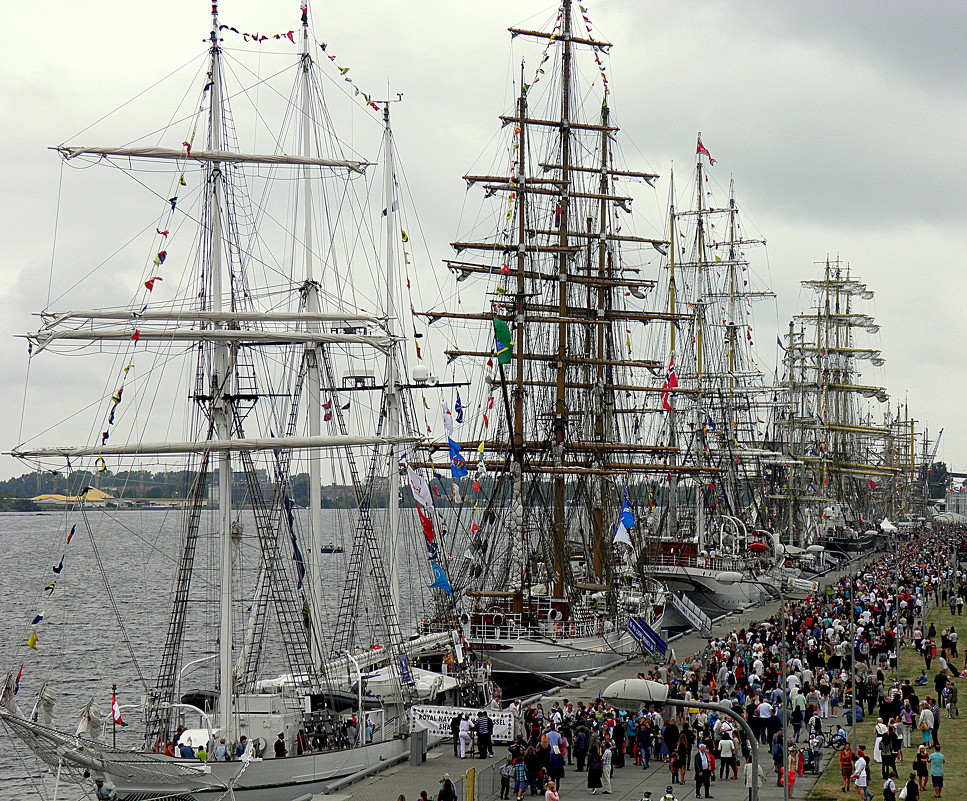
[1,0,965,481]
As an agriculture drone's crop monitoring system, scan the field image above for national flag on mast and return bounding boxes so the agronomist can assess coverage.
[696,134,716,165]
[112,692,126,726]
[661,355,679,411]
[492,317,513,365]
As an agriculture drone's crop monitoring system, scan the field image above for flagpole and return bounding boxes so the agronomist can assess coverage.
[112,683,117,749]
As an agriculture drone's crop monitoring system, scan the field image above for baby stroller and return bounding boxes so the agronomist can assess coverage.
[802,741,823,775]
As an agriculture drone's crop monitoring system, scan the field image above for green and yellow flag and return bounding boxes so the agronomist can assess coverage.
[493,317,513,365]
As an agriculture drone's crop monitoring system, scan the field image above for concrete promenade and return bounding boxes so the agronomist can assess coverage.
[326,559,876,801]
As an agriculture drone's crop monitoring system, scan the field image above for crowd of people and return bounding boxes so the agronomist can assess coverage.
[437,529,966,801]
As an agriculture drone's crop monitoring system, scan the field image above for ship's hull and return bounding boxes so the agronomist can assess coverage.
[820,531,876,554]
[0,710,419,801]
[642,562,776,626]
[110,739,411,801]
[472,626,655,695]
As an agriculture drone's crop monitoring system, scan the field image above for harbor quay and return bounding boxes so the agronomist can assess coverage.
[333,547,940,801]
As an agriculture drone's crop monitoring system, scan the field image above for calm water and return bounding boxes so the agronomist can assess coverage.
[0,508,435,800]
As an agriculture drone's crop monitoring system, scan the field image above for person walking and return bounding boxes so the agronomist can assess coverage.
[513,758,529,801]
[544,780,559,801]
[437,774,457,801]
[883,771,898,801]
[914,746,930,791]
[917,701,934,746]
[852,747,872,801]
[901,701,915,748]
[601,739,614,795]
[743,753,765,794]
[694,743,713,799]
[905,771,921,801]
[499,759,514,799]
[787,747,799,799]
[458,714,474,759]
[928,744,944,799]
[930,697,942,747]
[880,727,897,779]
[840,745,856,793]
[548,746,565,790]
[587,742,603,795]
[450,712,461,758]
[475,710,492,759]
[718,732,737,780]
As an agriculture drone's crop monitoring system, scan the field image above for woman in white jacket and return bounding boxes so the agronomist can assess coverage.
[917,705,935,747]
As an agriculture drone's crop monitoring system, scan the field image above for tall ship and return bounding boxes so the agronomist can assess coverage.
[413,0,667,691]
[637,144,790,623]
[778,258,894,554]
[0,4,472,799]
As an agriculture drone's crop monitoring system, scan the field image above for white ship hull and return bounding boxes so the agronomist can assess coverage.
[472,616,664,692]
[643,562,777,625]
[109,739,412,801]
[0,710,423,801]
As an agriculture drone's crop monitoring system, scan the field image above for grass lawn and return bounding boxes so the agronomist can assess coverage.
[809,604,965,800]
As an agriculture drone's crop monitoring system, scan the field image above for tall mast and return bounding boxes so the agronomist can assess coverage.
[298,1,327,671]
[589,96,611,579]
[726,179,739,391]
[694,141,707,381]
[206,4,235,741]
[381,100,402,617]
[666,171,679,540]
[510,65,528,596]
[552,0,574,598]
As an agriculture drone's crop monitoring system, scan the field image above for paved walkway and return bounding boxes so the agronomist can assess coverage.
[326,556,877,801]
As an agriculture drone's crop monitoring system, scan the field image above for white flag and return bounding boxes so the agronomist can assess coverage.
[441,396,454,436]
[406,464,434,510]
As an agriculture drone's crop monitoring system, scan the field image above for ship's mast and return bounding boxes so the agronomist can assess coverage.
[382,100,403,617]
[511,65,528,596]
[298,2,327,671]
[589,79,613,579]
[666,172,679,540]
[551,0,574,598]
[206,5,235,740]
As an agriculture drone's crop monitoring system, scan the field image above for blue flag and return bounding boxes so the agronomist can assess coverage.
[448,437,468,478]
[429,561,452,594]
[613,496,635,546]
[454,392,464,423]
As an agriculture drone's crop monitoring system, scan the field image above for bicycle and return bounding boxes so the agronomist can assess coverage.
[823,725,849,751]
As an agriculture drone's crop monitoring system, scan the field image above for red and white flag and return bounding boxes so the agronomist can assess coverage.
[112,692,126,726]
[661,356,679,412]
[696,135,716,165]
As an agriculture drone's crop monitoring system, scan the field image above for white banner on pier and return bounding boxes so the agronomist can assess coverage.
[409,705,514,742]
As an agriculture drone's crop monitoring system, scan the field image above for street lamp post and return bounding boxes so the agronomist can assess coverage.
[603,679,761,801]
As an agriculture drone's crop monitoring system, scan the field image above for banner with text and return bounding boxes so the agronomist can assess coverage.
[410,705,514,742]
